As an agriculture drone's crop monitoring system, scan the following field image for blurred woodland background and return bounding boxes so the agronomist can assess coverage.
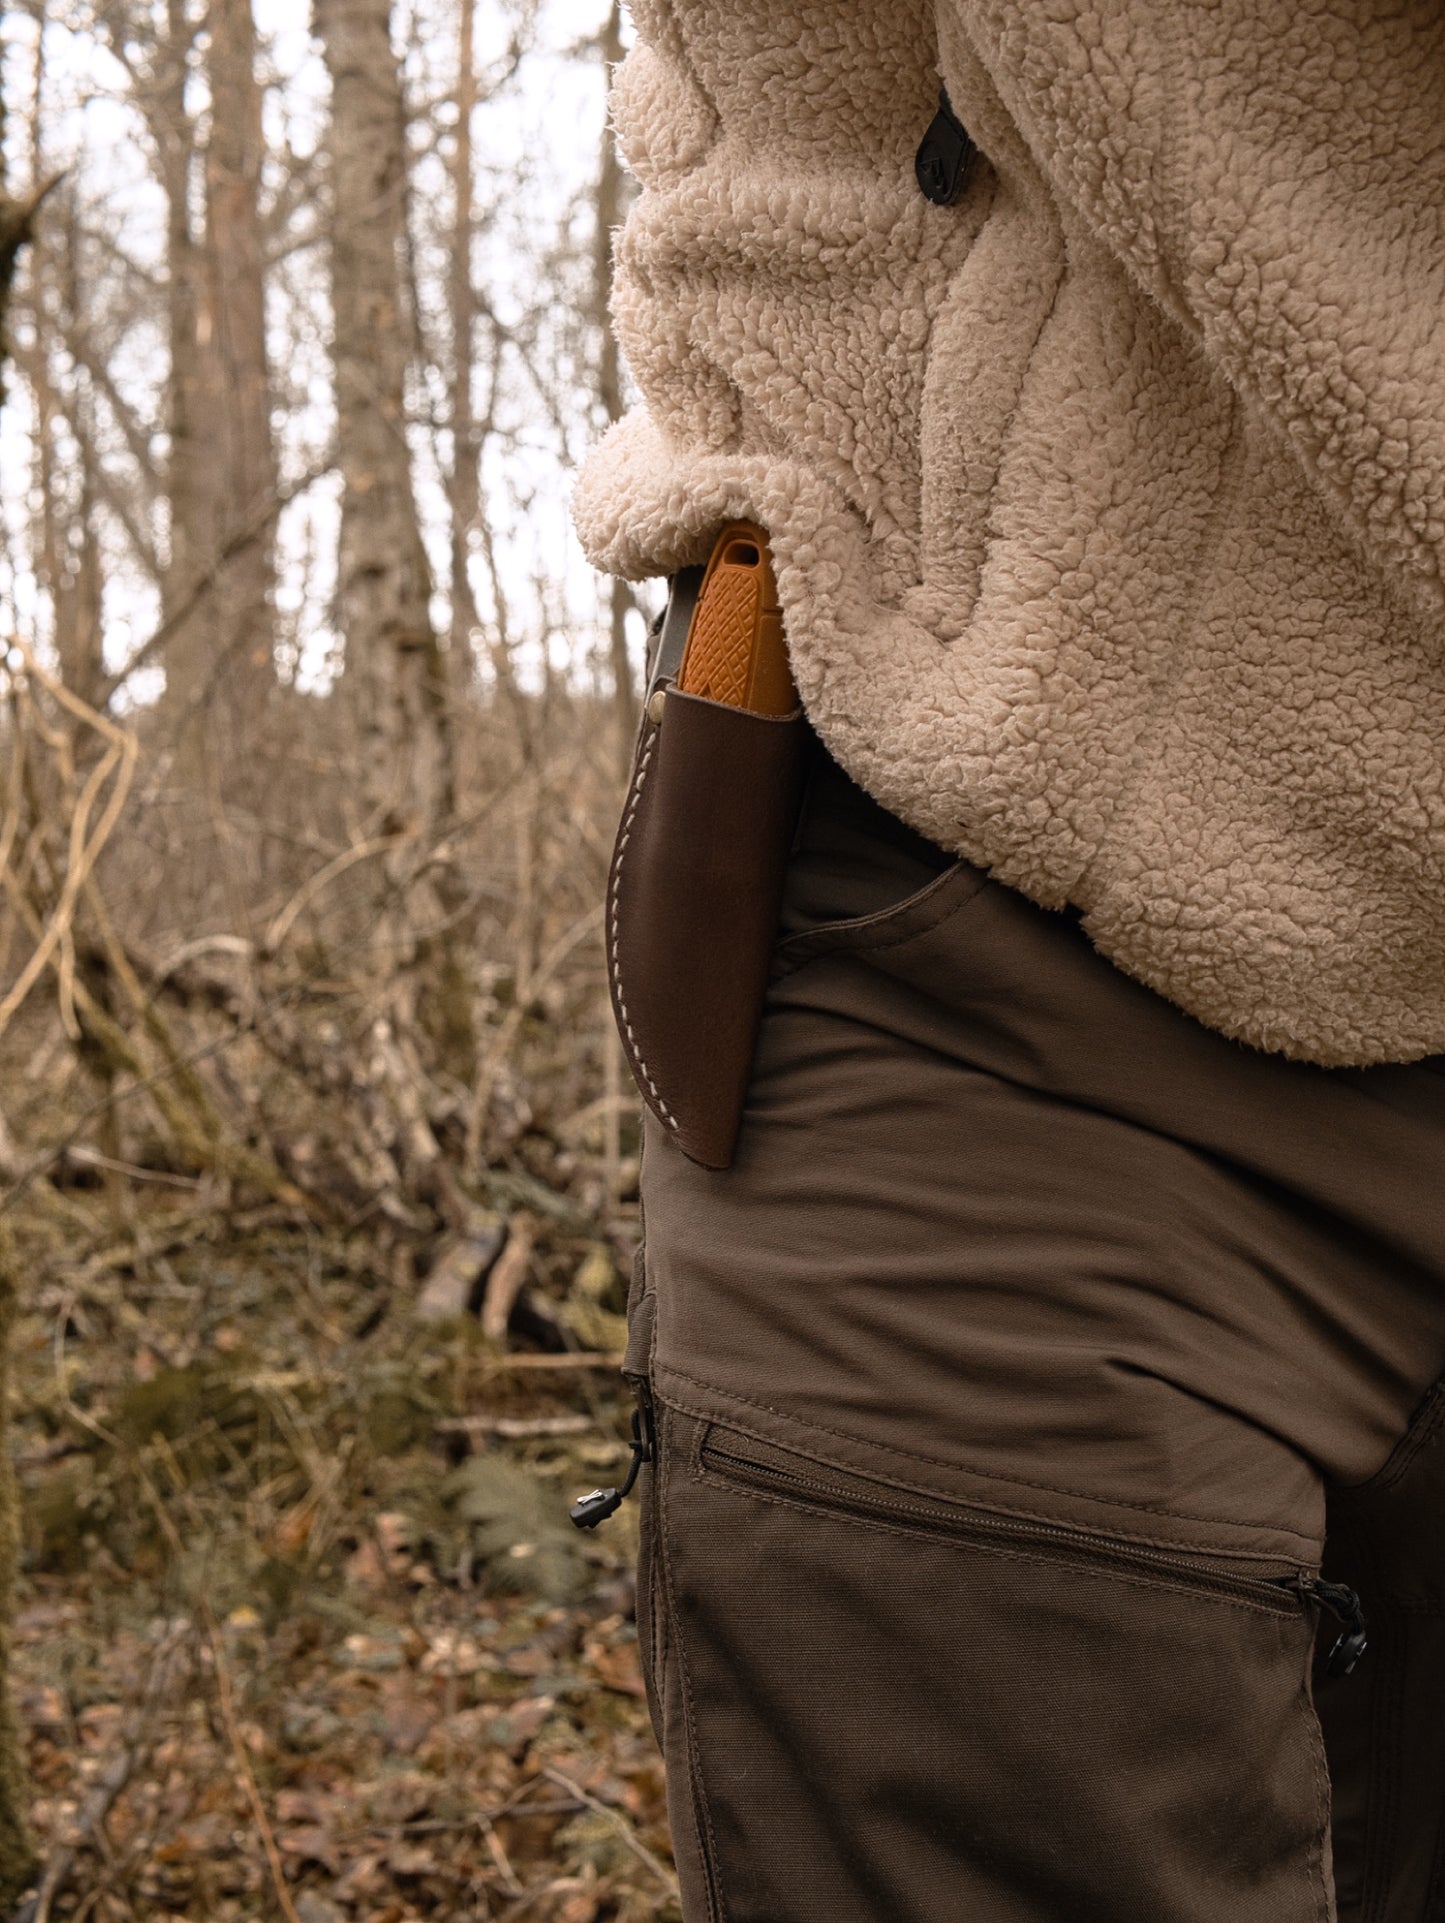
[0,3,670,1917]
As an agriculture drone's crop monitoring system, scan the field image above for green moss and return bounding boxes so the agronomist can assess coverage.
[27,1459,101,1576]
[113,1366,214,1447]
[362,1384,437,1458]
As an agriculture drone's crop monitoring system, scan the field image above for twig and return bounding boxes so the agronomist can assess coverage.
[539,1765,679,1897]
[437,1413,593,1440]
[485,1825,525,1897]
[481,1211,536,1343]
[205,1598,304,1923]
[98,457,334,704]
[152,932,254,981]
[62,1145,205,1190]
[261,831,410,957]
[481,1350,625,1373]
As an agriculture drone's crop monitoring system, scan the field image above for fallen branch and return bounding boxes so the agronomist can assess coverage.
[481,1211,536,1343]
[0,642,138,1043]
[437,1413,593,1441]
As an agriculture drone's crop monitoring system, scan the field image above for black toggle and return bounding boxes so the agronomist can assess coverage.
[915,88,976,207]
[569,1404,652,1530]
[570,1485,626,1529]
[1292,1576,1369,1677]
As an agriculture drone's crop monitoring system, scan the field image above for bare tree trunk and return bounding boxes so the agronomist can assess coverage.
[201,0,277,729]
[315,0,456,850]
[448,0,482,691]
[447,3,523,721]
[21,33,104,714]
[156,0,219,761]
[153,0,276,781]
[315,0,466,1172]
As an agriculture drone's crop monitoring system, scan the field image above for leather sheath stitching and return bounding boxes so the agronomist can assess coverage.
[610,727,680,1132]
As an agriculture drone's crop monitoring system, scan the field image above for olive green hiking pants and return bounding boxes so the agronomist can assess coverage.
[624,736,1445,1922]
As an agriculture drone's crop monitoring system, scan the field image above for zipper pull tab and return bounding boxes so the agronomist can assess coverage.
[1292,1576,1369,1676]
[569,1393,654,1531]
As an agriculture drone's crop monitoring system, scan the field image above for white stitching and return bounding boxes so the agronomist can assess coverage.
[610,726,680,1131]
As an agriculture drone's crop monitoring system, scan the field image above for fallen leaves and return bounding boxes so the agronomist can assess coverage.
[15,1580,672,1920]
[10,1209,665,1921]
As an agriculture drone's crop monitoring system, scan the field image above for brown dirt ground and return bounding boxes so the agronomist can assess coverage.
[9,1202,675,1923]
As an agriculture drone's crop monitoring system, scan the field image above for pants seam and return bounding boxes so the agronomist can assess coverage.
[1338,1373,1445,1497]
[659,1412,729,1922]
[1303,1652,1334,1923]
[770,858,986,978]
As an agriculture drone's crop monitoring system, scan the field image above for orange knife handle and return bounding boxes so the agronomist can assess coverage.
[676,523,798,717]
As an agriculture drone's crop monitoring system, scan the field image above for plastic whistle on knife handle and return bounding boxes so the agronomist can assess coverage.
[676,522,798,718]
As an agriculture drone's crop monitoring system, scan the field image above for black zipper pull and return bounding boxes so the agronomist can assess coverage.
[569,1389,654,1530]
[1290,1576,1369,1676]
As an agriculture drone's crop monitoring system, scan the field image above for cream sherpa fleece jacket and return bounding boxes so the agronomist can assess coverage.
[572,0,1445,1065]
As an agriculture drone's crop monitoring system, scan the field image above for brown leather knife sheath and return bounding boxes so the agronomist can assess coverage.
[606,525,805,1169]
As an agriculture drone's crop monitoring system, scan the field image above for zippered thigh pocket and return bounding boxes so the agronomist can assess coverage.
[656,1411,1340,1923]
[698,1424,1356,1634]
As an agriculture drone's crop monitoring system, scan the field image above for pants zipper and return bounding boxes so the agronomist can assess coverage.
[700,1431,1368,1672]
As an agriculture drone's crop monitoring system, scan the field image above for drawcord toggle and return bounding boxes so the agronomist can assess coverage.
[1292,1575,1369,1676]
[570,1399,653,1530]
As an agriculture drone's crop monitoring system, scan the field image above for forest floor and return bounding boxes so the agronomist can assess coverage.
[5,1183,675,1923]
